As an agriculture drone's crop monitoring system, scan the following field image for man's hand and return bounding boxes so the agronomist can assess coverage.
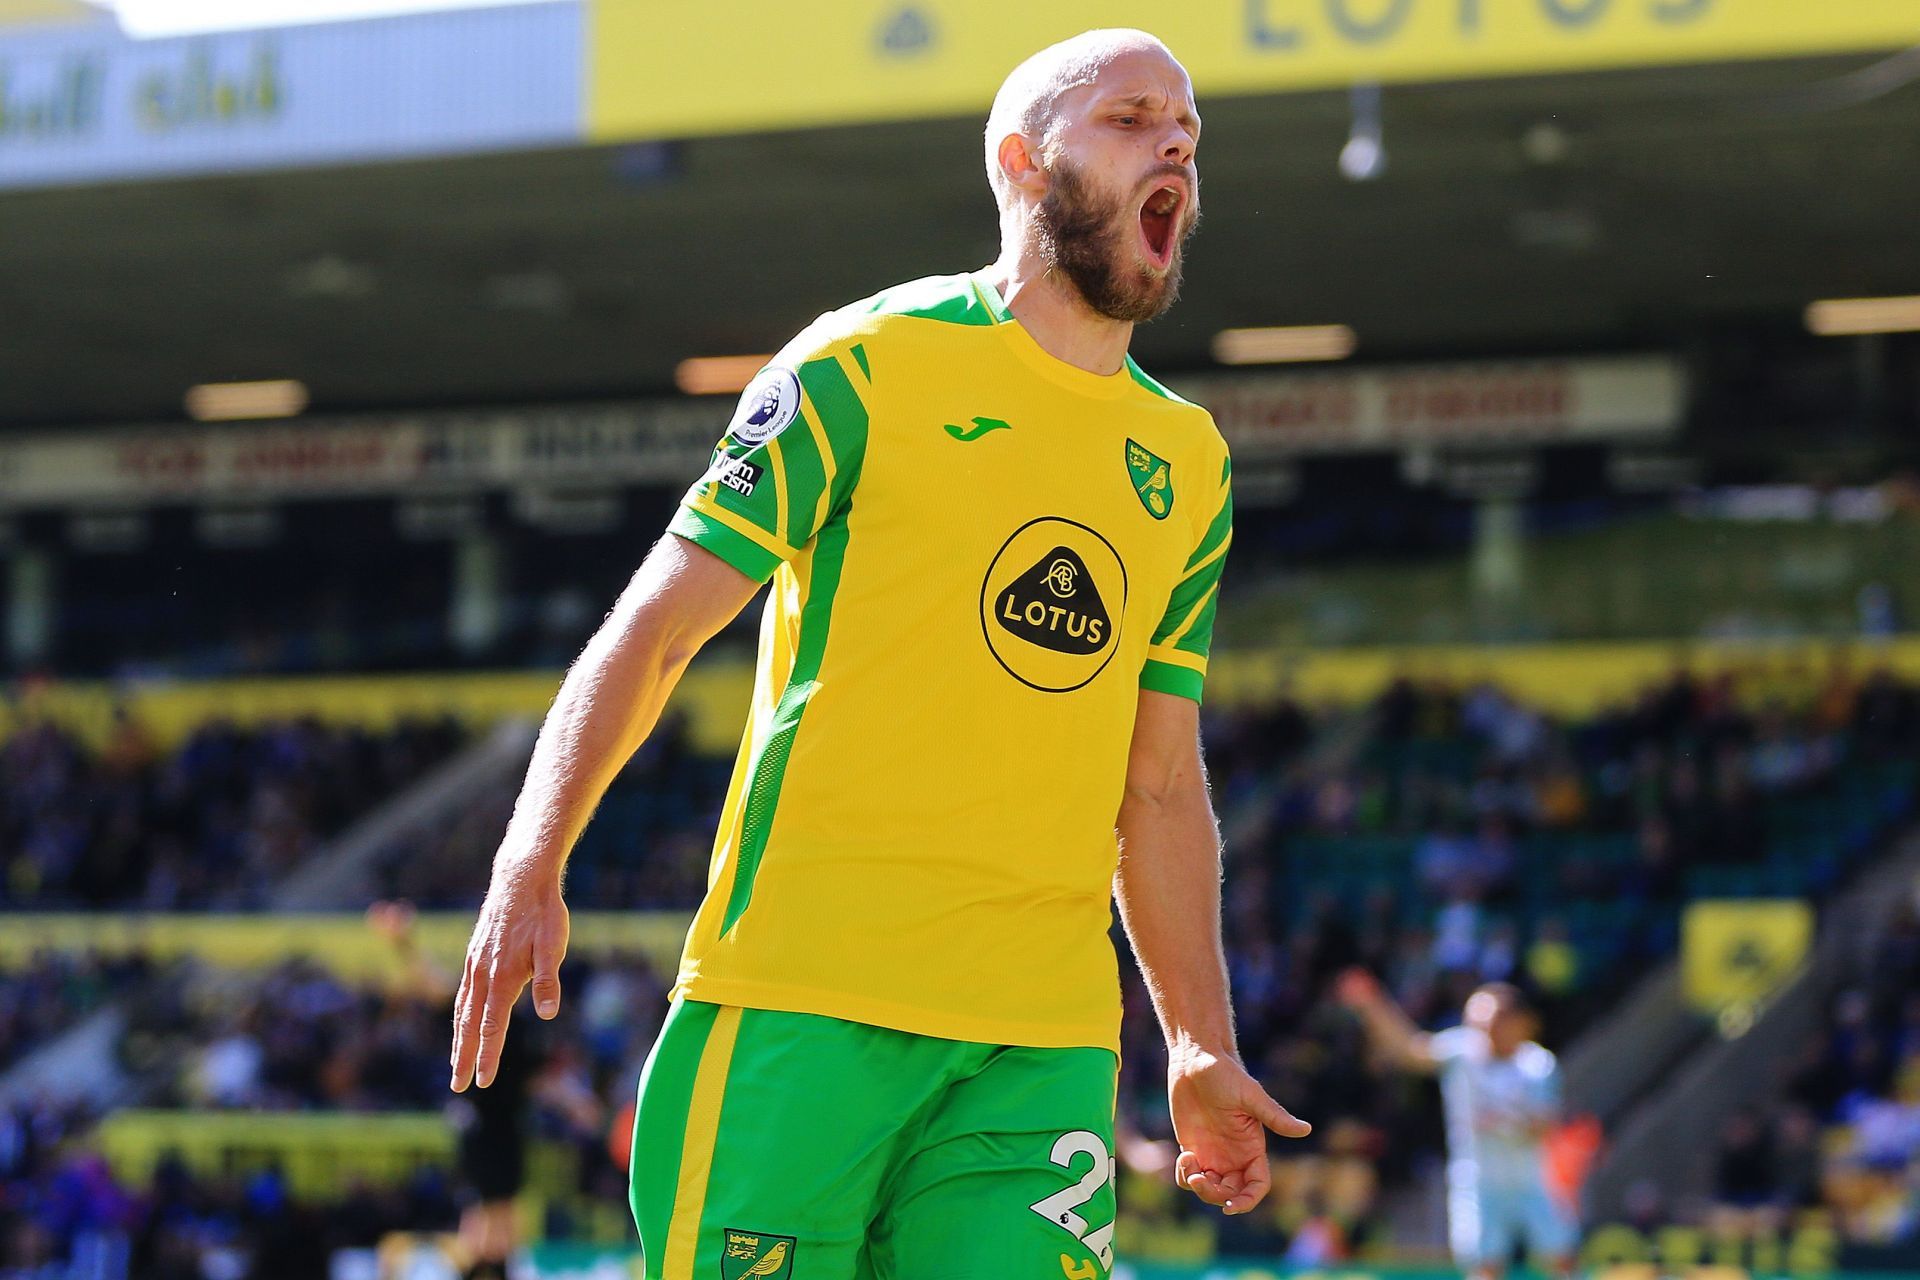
[1335,965,1383,1009]
[450,864,570,1091]
[1168,1041,1311,1215]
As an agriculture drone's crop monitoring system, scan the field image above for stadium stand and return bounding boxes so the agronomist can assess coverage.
[7,9,1920,1275]
[0,715,467,910]
[7,659,1915,1275]
[1787,897,1920,1249]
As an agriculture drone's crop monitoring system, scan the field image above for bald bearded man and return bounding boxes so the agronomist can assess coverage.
[448,28,1310,1279]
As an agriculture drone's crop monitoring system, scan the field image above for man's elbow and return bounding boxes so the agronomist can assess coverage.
[1121,770,1180,813]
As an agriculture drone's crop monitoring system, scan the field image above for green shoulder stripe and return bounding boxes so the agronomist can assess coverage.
[774,412,827,548]
[1124,356,1197,405]
[1171,579,1222,658]
[849,273,997,326]
[797,353,870,512]
[1185,481,1234,572]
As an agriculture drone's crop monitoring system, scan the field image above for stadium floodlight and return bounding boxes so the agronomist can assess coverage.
[1805,295,1920,336]
[675,355,772,395]
[1211,325,1358,365]
[184,379,309,421]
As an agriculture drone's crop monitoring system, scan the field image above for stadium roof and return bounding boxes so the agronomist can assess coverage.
[4,52,1917,428]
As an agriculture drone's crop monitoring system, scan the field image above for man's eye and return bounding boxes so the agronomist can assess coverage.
[1115,116,1137,126]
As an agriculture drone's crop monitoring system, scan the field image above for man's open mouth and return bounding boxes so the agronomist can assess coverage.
[1138,183,1185,269]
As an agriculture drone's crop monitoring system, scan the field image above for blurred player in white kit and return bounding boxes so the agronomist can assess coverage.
[1340,974,1579,1280]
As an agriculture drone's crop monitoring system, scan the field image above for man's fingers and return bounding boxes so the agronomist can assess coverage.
[1176,1153,1233,1207]
[1222,1162,1272,1216]
[530,940,563,1020]
[449,960,484,1092]
[473,967,524,1089]
[1184,1170,1232,1206]
[1251,1088,1313,1139]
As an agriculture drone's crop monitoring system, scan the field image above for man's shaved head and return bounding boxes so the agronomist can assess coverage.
[982,29,1200,325]
[984,28,1181,205]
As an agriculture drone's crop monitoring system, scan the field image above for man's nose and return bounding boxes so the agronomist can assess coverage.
[1159,127,1195,166]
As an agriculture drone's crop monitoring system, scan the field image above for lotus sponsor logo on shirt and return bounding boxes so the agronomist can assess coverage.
[995,547,1109,654]
[980,517,1127,693]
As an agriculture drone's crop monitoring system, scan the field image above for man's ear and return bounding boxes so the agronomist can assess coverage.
[996,132,1047,199]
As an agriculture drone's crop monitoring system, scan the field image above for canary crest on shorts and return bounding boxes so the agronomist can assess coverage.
[721,1230,795,1280]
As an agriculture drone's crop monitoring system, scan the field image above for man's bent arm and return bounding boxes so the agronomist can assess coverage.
[451,533,761,1091]
[1114,689,1308,1217]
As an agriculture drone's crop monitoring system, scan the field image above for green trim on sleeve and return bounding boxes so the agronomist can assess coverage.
[1184,488,1234,572]
[798,355,871,514]
[668,506,785,583]
[1152,548,1226,646]
[1140,658,1205,703]
[774,414,828,547]
[1171,581,1222,658]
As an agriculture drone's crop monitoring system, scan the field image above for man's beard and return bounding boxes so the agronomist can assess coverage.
[1034,157,1194,325]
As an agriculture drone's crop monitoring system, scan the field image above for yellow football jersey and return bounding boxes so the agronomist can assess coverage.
[665,272,1232,1051]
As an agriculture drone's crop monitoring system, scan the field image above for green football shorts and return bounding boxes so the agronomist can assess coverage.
[628,999,1119,1280]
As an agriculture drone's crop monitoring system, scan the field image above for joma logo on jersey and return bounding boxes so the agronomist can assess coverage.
[995,547,1109,653]
[980,518,1128,694]
[720,1229,794,1280]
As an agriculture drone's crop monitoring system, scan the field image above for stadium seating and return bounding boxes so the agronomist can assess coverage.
[0,716,467,911]
[1780,898,1920,1248]
[4,663,1917,1273]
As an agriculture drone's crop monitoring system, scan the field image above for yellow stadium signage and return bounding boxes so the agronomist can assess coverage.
[1681,899,1813,1017]
[0,911,694,983]
[591,1,1920,141]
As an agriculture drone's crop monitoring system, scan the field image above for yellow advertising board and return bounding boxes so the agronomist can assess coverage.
[96,1110,454,1200]
[0,911,694,983]
[591,1,1920,141]
[1681,898,1814,1015]
[5,637,1920,756]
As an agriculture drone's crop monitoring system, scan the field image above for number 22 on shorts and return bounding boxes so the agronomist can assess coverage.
[1028,1130,1116,1274]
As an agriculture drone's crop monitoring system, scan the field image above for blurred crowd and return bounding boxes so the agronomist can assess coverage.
[1,1087,463,1280]
[2,947,669,1279]
[366,712,727,912]
[0,715,467,911]
[0,950,151,1076]
[1737,895,1920,1248]
[2,662,1920,1275]
[1112,662,1919,1263]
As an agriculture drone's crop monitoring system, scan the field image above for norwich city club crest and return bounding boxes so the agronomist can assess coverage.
[721,1229,795,1280]
[1125,439,1173,520]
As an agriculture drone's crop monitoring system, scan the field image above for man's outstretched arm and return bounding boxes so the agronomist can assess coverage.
[1336,968,1439,1073]
[1114,689,1310,1217]
[450,533,760,1092]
